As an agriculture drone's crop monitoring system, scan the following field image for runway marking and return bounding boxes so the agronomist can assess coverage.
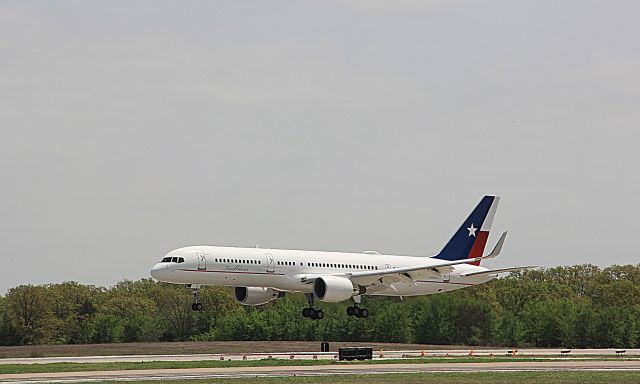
[4,361,640,383]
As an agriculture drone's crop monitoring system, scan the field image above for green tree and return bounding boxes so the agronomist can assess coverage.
[5,285,60,344]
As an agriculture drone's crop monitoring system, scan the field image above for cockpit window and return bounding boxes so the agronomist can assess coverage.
[171,257,178,263]
[178,257,184,263]
[162,257,171,262]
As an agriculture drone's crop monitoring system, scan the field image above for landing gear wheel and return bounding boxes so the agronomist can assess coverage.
[190,285,202,311]
[303,308,324,320]
[350,306,368,318]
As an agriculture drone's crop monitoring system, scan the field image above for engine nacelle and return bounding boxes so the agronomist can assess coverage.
[234,287,283,306]
[313,276,360,302]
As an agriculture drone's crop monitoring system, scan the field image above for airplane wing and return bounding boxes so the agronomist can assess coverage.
[346,255,488,280]
[298,256,490,286]
[460,266,537,277]
[299,231,510,287]
[347,231,508,281]
[482,231,507,259]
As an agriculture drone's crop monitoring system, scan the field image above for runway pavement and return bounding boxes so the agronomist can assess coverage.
[1,348,638,365]
[2,360,640,383]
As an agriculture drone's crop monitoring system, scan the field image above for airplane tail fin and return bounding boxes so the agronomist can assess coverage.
[434,195,500,265]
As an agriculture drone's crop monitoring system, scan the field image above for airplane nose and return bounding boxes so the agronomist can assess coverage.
[150,263,167,280]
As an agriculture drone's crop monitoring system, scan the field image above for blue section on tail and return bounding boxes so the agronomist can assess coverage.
[434,196,495,261]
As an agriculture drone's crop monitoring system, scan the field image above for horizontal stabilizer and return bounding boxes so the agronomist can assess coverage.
[462,266,536,277]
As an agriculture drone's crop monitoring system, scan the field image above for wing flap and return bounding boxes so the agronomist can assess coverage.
[462,266,536,277]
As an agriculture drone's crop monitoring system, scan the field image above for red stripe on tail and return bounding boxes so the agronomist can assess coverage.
[467,231,489,266]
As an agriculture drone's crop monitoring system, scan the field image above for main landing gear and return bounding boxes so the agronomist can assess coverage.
[302,293,324,320]
[346,296,368,318]
[190,284,203,311]
[346,306,368,318]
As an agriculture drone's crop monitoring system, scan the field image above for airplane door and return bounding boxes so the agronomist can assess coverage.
[265,253,275,273]
[197,251,207,271]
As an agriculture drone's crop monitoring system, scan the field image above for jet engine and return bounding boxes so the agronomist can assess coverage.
[234,287,283,306]
[313,276,363,302]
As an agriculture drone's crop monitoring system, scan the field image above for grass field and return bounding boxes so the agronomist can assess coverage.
[0,356,633,375]
[83,372,640,384]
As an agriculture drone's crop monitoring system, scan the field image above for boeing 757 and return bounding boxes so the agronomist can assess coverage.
[150,195,532,319]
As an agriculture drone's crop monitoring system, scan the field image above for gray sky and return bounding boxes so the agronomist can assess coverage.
[1,1,639,294]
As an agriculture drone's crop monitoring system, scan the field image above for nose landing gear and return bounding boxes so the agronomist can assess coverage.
[189,284,203,311]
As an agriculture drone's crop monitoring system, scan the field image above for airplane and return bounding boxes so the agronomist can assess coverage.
[150,195,533,319]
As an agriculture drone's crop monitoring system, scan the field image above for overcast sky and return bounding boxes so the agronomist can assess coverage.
[1,1,639,294]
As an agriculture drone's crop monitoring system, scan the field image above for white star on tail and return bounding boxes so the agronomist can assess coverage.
[467,223,477,237]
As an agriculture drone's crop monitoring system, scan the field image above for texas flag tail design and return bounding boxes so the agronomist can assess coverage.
[434,195,500,265]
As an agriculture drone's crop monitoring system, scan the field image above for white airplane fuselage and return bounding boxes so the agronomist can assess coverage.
[150,245,496,296]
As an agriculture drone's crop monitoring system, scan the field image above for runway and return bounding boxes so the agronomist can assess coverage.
[2,360,640,383]
[1,348,637,365]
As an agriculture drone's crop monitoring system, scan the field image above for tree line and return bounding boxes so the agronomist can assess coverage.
[2,264,640,348]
